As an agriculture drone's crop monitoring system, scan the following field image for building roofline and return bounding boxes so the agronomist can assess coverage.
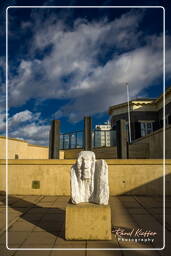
[108,85,171,115]
[155,85,171,103]
[108,99,155,115]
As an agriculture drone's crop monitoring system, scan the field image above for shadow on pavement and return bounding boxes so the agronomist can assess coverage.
[0,194,66,238]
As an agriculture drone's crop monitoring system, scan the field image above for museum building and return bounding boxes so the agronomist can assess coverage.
[108,86,171,141]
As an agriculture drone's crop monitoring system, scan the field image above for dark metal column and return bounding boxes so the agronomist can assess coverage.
[116,119,127,159]
[49,120,60,159]
[84,116,92,151]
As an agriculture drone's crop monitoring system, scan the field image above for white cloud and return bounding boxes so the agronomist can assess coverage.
[9,110,33,123]
[6,9,171,124]
[54,43,164,122]
[8,110,41,126]
[10,122,50,145]
[0,110,50,145]
[8,11,144,105]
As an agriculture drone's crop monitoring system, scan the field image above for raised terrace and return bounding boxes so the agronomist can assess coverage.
[0,195,171,255]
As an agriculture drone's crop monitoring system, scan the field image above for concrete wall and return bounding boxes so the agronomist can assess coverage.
[132,125,171,158]
[63,145,149,159]
[0,159,170,196]
[64,147,117,159]
[129,143,149,159]
[0,136,48,159]
[1,124,170,161]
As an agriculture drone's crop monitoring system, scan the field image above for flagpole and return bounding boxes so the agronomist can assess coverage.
[126,82,132,144]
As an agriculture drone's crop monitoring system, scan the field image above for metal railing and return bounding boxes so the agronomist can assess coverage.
[60,130,116,149]
[60,131,84,149]
[92,130,116,148]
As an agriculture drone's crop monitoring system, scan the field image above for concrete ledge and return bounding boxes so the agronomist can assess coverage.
[65,203,112,240]
[0,159,170,165]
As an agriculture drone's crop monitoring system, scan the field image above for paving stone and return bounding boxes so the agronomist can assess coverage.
[87,250,122,256]
[52,204,67,210]
[0,244,17,256]
[8,214,19,223]
[135,196,163,208]
[11,201,32,208]
[23,232,56,245]
[166,200,171,208]
[9,221,36,232]
[22,196,41,201]
[54,196,70,201]
[157,232,171,256]
[33,222,63,233]
[0,215,5,227]
[116,196,136,202]
[0,195,167,254]
[15,248,51,255]
[55,236,84,245]
[127,208,148,215]
[26,208,48,214]
[0,202,5,207]
[54,242,86,248]
[110,197,156,250]
[165,208,171,214]
[8,208,22,216]
[0,233,6,244]
[40,197,58,203]
[131,214,163,248]
[8,231,30,246]
[0,207,5,212]
[40,214,64,223]
[119,200,141,208]
[37,203,55,208]
[51,249,86,256]
[19,243,54,250]
[0,222,5,231]
[8,199,20,206]
[165,214,171,230]
[17,214,43,222]
[43,208,64,214]
[87,240,118,248]
[10,208,28,215]
[122,249,159,256]
[147,208,163,215]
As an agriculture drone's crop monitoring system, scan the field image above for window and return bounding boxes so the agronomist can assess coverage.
[140,121,153,137]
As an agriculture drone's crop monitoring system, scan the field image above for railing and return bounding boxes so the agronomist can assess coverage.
[92,130,116,148]
[60,130,116,149]
[60,131,84,149]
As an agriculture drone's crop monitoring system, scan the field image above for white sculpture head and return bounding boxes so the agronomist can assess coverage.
[76,151,96,181]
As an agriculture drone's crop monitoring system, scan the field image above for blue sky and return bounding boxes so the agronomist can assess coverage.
[0,0,171,145]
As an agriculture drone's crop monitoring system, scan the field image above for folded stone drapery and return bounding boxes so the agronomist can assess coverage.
[71,151,109,205]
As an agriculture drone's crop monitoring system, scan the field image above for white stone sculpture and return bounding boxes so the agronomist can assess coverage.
[71,151,109,205]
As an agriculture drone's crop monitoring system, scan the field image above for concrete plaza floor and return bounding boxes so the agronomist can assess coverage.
[0,195,171,256]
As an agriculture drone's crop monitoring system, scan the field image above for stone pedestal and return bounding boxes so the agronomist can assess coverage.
[65,203,112,240]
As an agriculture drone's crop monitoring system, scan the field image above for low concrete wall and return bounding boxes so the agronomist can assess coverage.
[0,136,48,159]
[0,159,170,196]
[64,145,149,159]
[129,143,149,159]
[64,147,117,159]
[132,125,171,159]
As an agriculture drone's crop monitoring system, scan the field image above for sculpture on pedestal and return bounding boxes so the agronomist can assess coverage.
[71,151,109,205]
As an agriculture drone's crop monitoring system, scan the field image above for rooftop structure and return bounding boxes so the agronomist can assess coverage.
[108,86,171,141]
